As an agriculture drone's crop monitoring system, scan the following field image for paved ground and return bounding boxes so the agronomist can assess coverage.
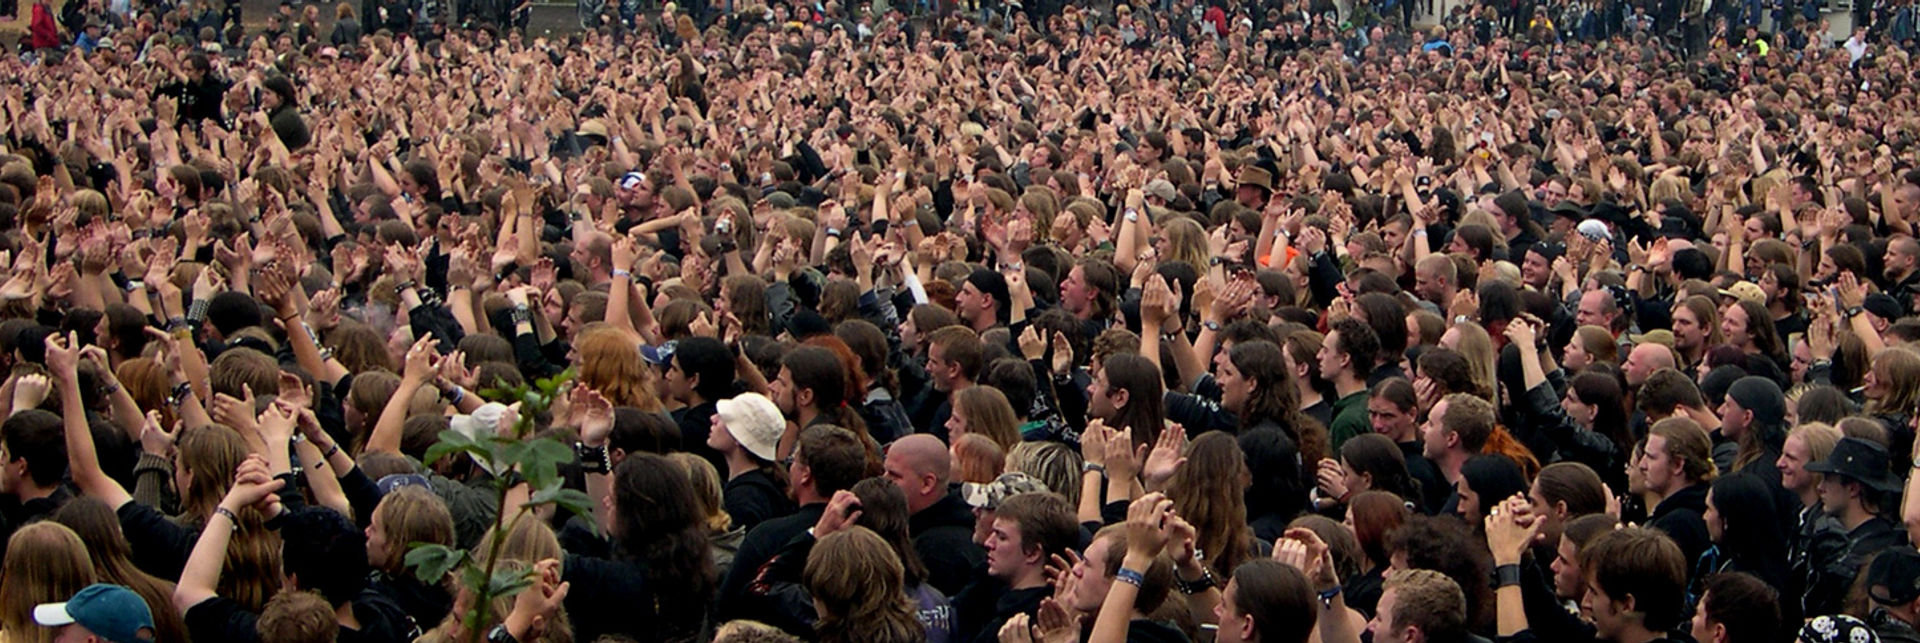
[0,0,590,43]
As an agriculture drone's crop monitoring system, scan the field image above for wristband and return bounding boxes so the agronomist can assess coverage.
[1082,462,1106,475]
[322,442,342,459]
[612,269,632,279]
[167,382,194,408]
[1495,563,1523,588]
[213,506,242,528]
[1175,567,1217,595]
[1317,585,1342,607]
[447,386,466,406]
[1115,567,1146,587]
[187,299,210,322]
[510,306,533,326]
[576,441,612,475]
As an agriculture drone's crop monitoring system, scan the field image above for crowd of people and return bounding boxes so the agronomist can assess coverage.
[3,0,1920,641]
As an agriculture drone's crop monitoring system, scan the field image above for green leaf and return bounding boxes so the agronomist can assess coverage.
[403,544,467,585]
[526,484,594,517]
[461,564,491,597]
[422,428,491,467]
[520,439,574,490]
[487,565,537,599]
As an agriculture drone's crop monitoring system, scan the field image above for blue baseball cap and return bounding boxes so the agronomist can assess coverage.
[35,584,155,643]
[641,340,678,367]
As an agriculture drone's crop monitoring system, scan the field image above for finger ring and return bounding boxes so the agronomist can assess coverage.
[1490,507,1501,516]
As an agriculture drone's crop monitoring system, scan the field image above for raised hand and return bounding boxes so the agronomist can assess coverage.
[43,332,82,380]
[1123,492,1176,560]
[401,336,441,385]
[1315,458,1349,503]
[813,489,864,539]
[140,411,176,457]
[1484,494,1543,565]
[1276,527,1340,591]
[576,386,614,447]
[1141,423,1187,490]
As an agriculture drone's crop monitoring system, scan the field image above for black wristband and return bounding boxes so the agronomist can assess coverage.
[1495,563,1523,588]
[575,441,611,475]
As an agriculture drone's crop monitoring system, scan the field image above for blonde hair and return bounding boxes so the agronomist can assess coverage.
[419,520,572,643]
[1005,441,1083,505]
[1161,217,1211,269]
[669,452,733,533]
[370,487,455,573]
[1787,423,1843,487]
[0,523,96,643]
[1449,323,1500,402]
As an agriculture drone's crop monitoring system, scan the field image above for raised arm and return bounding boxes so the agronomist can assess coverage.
[364,335,438,456]
[173,455,284,613]
[47,332,134,509]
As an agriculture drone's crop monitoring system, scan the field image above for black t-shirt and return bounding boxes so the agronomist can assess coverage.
[723,468,796,533]
[673,401,725,475]
[185,590,414,643]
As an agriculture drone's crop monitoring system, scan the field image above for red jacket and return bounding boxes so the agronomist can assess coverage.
[30,3,59,50]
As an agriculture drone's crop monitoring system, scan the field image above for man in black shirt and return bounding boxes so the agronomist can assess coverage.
[722,425,868,623]
[951,491,1078,643]
[0,407,71,557]
[662,337,735,475]
[1803,438,1911,617]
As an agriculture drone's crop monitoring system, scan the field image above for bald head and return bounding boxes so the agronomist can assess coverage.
[885,434,952,513]
[1623,343,1675,387]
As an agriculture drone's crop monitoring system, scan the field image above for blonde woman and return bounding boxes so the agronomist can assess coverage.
[667,452,748,581]
[365,487,456,629]
[418,519,573,643]
[0,523,97,643]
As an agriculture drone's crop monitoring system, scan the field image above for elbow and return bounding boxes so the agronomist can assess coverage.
[172,586,210,616]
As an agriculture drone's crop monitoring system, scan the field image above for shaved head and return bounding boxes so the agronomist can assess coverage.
[892,434,951,481]
[885,434,952,513]
[1623,343,1675,387]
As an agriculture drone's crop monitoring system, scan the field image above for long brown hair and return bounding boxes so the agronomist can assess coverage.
[0,523,96,643]
[1100,353,1166,449]
[952,386,1020,451]
[1165,432,1255,581]
[668,452,733,533]
[804,527,924,643]
[176,424,284,611]
[51,498,191,643]
[115,357,175,428]
[850,478,931,589]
